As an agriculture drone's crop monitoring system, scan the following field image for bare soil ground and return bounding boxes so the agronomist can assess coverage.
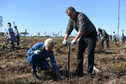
[0,37,126,84]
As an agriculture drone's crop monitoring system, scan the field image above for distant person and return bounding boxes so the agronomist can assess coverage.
[62,6,97,77]
[98,28,109,49]
[26,38,65,80]
[6,22,16,51]
[112,31,116,43]
[121,30,125,45]
[109,35,112,41]
[14,26,20,46]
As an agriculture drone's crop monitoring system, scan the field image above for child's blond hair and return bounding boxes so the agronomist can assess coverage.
[44,38,55,48]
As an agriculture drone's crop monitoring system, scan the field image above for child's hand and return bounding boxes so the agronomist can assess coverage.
[34,50,41,54]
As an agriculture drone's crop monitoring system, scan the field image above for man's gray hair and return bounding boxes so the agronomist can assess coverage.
[65,6,76,13]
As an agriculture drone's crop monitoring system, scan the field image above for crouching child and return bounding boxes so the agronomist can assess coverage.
[26,38,65,80]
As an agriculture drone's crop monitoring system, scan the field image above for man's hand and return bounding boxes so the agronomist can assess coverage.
[34,50,41,55]
[62,40,67,45]
[71,39,76,45]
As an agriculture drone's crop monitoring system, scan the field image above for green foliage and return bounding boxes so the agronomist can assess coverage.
[0,43,6,50]
[123,45,126,49]
[116,37,120,42]
[0,43,3,47]
[123,45,126,52]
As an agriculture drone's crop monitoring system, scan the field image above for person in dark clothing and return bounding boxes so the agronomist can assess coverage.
[14,26,20,46]
[98,28,109,49]
[62,7,97,77]
[26,38,65,80]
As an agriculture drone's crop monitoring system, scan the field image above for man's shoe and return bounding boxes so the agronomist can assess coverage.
[77,73,83,77]
[72,72,83,77]
[32,71,39,79]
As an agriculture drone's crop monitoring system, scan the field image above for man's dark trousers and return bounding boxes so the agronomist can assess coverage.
[76,31,97,74]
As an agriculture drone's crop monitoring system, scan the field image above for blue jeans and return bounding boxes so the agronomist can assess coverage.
[76,31,97,74]
[26,54,50,72]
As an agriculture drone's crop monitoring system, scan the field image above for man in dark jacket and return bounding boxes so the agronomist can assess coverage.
[14,26,20,46]
[62,7,97,76]
[98,28,109,49]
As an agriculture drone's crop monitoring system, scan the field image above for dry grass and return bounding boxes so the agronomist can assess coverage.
[0,37,126,84]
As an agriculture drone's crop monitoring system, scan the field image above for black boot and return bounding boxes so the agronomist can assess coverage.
[32,71,39,79]
[72,71,83,77]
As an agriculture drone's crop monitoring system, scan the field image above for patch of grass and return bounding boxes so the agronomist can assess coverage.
[0,43,3,47]
[116,38,120,42]
[123,45,126,52]
[123,45,126,48]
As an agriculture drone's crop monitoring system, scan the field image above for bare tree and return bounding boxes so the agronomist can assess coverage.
[60,30,62,37]
[20,29,29,36]
[43,31,47,36]
[37,32,41,37]
[0,16,3,31]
